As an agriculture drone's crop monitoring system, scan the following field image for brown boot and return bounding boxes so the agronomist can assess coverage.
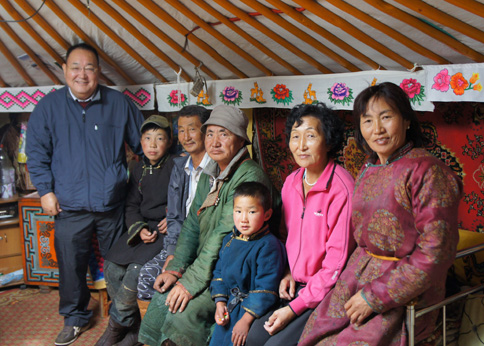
[137,299,150,320]
[95,317,128,346]
[113,317,142,346]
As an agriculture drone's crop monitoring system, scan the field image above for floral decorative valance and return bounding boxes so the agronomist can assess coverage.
[0,64,482,113]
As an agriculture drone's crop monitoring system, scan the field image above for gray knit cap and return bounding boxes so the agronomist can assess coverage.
[201,105,250,144]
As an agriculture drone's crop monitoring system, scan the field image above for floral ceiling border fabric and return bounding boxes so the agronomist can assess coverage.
[0,84,155,112]
[0,64,482,113]
[156,69,436,112]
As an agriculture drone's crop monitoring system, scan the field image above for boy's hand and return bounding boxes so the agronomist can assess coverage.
[232,312,255,346]
[214,302,229,326]
[153,272,177,293]
[157,218,167,234]
[279,271,296,300]
[140,228,157,243]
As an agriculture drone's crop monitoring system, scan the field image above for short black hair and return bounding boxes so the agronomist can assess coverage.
[66,43,99,66]
[353,82,428,161]
[233,182,271,212]
[285,102,344,159]
[141,123,172,140]
[179,105,211,124]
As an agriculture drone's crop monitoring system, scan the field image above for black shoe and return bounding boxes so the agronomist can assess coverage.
[95,318,128,346]
[54,324,90,346]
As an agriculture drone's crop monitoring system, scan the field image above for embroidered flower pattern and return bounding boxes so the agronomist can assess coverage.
[445,72,481,96]
[327,82,353,106]
[400,78,425,105]
[271,84,293,105]
[432,69,451,92]
[220,86,243,105]
[167,90,188,107]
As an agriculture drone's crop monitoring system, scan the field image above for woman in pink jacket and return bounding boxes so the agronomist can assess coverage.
[247,102,355,346]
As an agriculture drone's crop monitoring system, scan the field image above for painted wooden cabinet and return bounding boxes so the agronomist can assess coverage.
[18,193,97,287]
[0,196,22,286]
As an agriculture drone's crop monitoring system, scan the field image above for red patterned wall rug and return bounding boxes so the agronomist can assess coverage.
[0,287,108,346]
[253,102,484,234]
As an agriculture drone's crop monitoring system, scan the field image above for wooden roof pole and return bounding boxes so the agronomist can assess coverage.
[246,0,360,72]
[67,0,168,83]
[43,1,128,85]
[165,0,274,77]
[318,0,449,64]
[112,0,218,80]
[364,0,484,62]
[443,0,484,18]
[0,15,62,85]
[392,0,484,45]
[266,0,381,70]
[139,0,247,79]
[292,0,413,69]
[2,1,66,79]
[0,74,7,88]
[212,0,332,74]
[94,0,191,82]
[0,37,36,86]
[191,0,302,75]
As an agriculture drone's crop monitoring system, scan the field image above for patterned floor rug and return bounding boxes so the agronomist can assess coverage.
[0,287,109,346]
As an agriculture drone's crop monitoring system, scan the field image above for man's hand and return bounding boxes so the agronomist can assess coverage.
[140,228,157,243]
[165,283,192,313]
[40,192,62,216]
[153,272,177,294]
[214,302,229,326]
[344,289,373,326]
[162,255,174,272]
[232,312,254,346]
[263,306,296,336]
[157,218,168,234]
[279,271,296,300]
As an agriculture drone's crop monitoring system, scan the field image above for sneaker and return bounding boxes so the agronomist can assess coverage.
[55,324,90,346]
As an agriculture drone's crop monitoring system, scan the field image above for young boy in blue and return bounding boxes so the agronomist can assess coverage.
[210,182,286,346]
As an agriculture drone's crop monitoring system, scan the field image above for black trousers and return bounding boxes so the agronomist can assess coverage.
[246,307,313,346]
[54,206,124,327]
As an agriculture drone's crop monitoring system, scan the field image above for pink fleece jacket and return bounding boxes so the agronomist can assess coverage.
[282,159,355,315]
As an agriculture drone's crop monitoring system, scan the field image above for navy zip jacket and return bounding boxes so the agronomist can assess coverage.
[26,85,144,212]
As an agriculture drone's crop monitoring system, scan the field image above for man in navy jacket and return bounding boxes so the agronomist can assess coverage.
[26,43,144,346]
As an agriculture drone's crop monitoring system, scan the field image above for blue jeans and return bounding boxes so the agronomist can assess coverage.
[104,260,141,327]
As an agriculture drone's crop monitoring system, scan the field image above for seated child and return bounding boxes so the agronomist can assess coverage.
[95,115,174,346]
[210,182,286,346]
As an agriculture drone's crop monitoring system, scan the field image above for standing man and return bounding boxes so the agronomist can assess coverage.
[26,43,144,346]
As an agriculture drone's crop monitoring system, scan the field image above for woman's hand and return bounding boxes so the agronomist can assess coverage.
[279,271,296,300]
[157,218,168,234]
[214,302,229,326]
[140,228,157,243]
[232,313,254,346]
[263,306,296,335]
[344,289,373,326]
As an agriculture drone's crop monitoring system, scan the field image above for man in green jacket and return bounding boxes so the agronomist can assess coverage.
[139,105,275,346]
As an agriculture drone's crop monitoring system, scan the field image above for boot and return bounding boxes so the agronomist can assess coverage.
[113,330,142,346]
[95,317,128,346]
[137,299,150,320]
[113,315,142,346]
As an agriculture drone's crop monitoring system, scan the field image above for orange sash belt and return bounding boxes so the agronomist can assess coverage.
[365,249,401,261]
